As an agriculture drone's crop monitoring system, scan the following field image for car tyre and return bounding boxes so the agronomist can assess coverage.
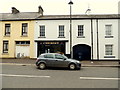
[39,63,46,70]
[69,63,76,70]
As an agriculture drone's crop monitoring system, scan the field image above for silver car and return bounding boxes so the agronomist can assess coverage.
[36,53,81,70]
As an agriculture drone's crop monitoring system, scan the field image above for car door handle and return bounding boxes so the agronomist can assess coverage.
[55,60,58,61]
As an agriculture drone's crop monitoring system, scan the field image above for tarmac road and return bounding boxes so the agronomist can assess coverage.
[1,63,119,88]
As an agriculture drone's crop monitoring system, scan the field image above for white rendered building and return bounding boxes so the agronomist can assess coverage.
[34,14,120,60]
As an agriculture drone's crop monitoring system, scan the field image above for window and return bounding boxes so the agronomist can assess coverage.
[40,25,45,37]
[22,23,28,36]
[105,45,113,55]
[3,41,9,53]
[78,25,84,37]
[44,54,54,58]
[55,54,64,59]
[105,25,112,36]
[5,24,10,36]
[16,41,30,45]
[59,25,64,37]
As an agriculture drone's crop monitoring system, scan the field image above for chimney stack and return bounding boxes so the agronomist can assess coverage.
[38,6,44,15]
[12,7,19,14]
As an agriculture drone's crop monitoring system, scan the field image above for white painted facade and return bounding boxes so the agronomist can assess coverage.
[34,15,119,60]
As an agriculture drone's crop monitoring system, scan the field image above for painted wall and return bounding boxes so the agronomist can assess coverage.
[118,1,120,60]
[0,21,2,58]
[1,21,35,58]
[96,19,118,60]
[34,19,119,60]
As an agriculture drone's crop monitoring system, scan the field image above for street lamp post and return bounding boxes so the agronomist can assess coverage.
[68,0,73,58]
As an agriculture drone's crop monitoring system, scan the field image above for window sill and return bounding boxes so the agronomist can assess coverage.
[105,36,114,38]
[4,35,10,37]
[21,35,28,37]
[38,36,46,38]
[77,36,85,38]
[2,53,9,55]
[58,37,65,38]
[104,56,115,58]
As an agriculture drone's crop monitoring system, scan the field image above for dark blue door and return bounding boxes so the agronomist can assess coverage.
[73,44,91,60]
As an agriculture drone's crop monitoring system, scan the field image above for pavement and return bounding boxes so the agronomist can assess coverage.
[0,58,120,67]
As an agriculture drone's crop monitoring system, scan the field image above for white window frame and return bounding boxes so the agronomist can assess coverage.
[58,25,65,37]
[78,25,84,37]
[39,25,45,37]
[105,44,113,56]
[105,24,112,36]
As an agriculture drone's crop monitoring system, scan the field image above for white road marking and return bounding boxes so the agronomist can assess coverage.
[0,63,34,66]
[0,74,51,78]
[80,77,120,80]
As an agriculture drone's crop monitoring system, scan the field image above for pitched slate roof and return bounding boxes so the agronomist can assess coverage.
[0,12,120,21]
[36,14,120,20]
[0,12,41,21]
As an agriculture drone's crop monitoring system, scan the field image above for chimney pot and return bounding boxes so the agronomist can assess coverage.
[38,6,44,15]
[12,7,19,14]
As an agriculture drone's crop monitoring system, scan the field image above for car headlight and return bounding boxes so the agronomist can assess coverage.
[77,61,80,63]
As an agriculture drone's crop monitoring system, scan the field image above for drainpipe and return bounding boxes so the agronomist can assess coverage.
[91,19,93,60]
[96,19,99,60]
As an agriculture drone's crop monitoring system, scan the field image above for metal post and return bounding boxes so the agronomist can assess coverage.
[96,19,99,60]
[68,0,73,58]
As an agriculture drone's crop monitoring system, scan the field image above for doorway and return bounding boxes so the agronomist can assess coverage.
[73,44,91,60]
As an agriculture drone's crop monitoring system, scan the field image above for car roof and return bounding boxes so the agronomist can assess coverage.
[40,53,61,55]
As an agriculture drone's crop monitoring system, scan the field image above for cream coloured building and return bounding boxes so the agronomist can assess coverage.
[0,6,43,58]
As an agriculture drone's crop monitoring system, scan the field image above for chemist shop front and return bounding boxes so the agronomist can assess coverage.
[36,41,68,57]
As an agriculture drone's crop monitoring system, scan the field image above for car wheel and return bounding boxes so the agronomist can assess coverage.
[69,63,76,70]
[39,63,46,70]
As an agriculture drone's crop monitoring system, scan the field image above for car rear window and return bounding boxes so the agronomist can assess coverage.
[44,54,54,58]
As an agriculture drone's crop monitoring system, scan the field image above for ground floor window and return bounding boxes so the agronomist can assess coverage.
[3,41,9,53]
[16,41,30,45]
[105,45,113,55]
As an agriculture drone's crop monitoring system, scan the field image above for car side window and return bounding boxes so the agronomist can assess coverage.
[55,54,64,59]
[44,54,54,58]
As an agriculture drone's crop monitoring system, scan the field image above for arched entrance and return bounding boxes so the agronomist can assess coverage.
[73,44,91,60]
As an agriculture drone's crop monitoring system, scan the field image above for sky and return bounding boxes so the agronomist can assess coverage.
[0,0,120,15]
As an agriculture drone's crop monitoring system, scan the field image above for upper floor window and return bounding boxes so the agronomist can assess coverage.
[22,23,28,36]
[5,24,11,36]
[105,45,113,55]
[105,25,112,37]
[78,25,84,37]
[3,41,9,53]
[58,25,65,38]
[39,25,45,37]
